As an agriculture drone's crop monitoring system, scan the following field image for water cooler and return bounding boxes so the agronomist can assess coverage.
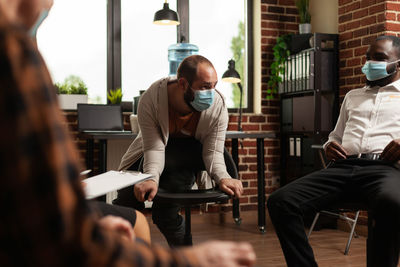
[168,43,199,76]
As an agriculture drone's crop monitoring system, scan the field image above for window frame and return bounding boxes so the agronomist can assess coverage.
[109,0,253,113]
[107,0,121,99]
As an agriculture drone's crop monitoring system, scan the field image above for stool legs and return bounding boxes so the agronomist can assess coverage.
[184,207,193,246]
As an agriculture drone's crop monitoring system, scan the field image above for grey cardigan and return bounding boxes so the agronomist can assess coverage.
[118,77,231,184]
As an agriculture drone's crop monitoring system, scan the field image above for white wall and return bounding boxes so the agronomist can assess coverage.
[309,0,338,34]
[253,0,261,114]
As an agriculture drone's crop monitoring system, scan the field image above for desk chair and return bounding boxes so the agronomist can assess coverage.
[140,137,241,246]
[307,145,361,255]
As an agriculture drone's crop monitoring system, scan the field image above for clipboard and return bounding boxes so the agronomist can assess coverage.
[83,170,153,199]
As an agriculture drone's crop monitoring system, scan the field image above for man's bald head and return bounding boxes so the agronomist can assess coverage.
[375,35,400,58]
[177,55,215,86]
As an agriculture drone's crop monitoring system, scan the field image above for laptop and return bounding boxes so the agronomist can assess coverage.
[78,104,125,133]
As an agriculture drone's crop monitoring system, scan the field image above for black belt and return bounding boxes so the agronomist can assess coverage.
[347,153,381,160]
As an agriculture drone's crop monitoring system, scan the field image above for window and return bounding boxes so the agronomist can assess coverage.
[121,1,177,101]
[38,0,253,111]
[190,0,248,110]
[120,0,252,110]
[37,0,107,104]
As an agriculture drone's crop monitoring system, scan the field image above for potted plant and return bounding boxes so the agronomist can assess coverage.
[266,34,291,99]
[107,88,123,104]
[55,75,88,110]
[296,0,311,34]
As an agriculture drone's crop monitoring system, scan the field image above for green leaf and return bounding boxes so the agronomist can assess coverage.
[55,75,88,95]
[296,0,311,23]
[266,34,292,100]
[107,88,123,104]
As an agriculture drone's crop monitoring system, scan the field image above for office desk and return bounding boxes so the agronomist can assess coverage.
[80,131,275,233]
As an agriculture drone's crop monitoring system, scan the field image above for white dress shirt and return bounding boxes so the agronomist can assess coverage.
[324,79,400,155]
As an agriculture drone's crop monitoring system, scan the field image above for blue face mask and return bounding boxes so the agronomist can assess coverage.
[362,59,400,81]
[189,89,215,112]
[30,9,49,37]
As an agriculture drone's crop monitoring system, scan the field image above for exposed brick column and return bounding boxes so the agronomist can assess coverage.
[385,2,400,39]
[226,0,299,211]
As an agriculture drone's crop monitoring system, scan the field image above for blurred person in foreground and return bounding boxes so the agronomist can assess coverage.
[0,0,256,266]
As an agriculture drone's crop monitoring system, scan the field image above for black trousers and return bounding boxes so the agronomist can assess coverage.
[113,157,196,247]
[88,200,137,227]
[267,158,400,267]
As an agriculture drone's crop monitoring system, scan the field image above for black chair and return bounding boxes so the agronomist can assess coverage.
[140,137,241,246]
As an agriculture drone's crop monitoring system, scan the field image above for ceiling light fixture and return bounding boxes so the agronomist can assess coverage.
[153,0,180,26]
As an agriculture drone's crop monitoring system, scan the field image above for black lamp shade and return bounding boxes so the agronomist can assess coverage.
[222,59,241,83]
[153,2,180,26]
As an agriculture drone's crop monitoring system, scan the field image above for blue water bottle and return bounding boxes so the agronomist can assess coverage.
[168,43,199,76]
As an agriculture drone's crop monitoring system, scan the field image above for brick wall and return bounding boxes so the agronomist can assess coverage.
[223,0,299,211]
[64,111,88,168]
[64,111,133,175]
[338,0,395,99]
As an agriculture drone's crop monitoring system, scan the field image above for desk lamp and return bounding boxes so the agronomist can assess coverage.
[153,0,180,26]
[222,59,243,131]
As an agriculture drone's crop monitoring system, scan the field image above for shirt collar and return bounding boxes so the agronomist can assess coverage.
[365,78,400,91]
[387,79,400,91]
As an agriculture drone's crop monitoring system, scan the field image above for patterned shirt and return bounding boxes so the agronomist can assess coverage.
[0,20,198,267]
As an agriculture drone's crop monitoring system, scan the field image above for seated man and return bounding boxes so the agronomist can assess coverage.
[268,35,400,267]
[0,0,256,266]
[115,55,244,246]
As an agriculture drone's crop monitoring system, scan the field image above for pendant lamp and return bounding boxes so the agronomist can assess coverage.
[153,0,180,26]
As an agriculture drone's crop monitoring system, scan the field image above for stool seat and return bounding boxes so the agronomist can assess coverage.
[155,188,230,205]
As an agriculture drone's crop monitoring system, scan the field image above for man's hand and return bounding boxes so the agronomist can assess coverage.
[134,180,158,201]
[381,139,400,162]
[98,215,135,242]
[325,141,348,161]
[219,178,243,198]
[190,241,256,267]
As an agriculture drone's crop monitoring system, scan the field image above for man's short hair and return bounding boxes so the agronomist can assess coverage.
[376,35,400,57]
[177,55,215,85]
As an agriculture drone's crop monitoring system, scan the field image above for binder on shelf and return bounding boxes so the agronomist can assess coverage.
[289,137,295,156]
[280,33,339,186]
[296,137,302,157]
[278,33,338,95]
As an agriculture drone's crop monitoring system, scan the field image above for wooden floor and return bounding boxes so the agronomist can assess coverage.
[147,210,371,267]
